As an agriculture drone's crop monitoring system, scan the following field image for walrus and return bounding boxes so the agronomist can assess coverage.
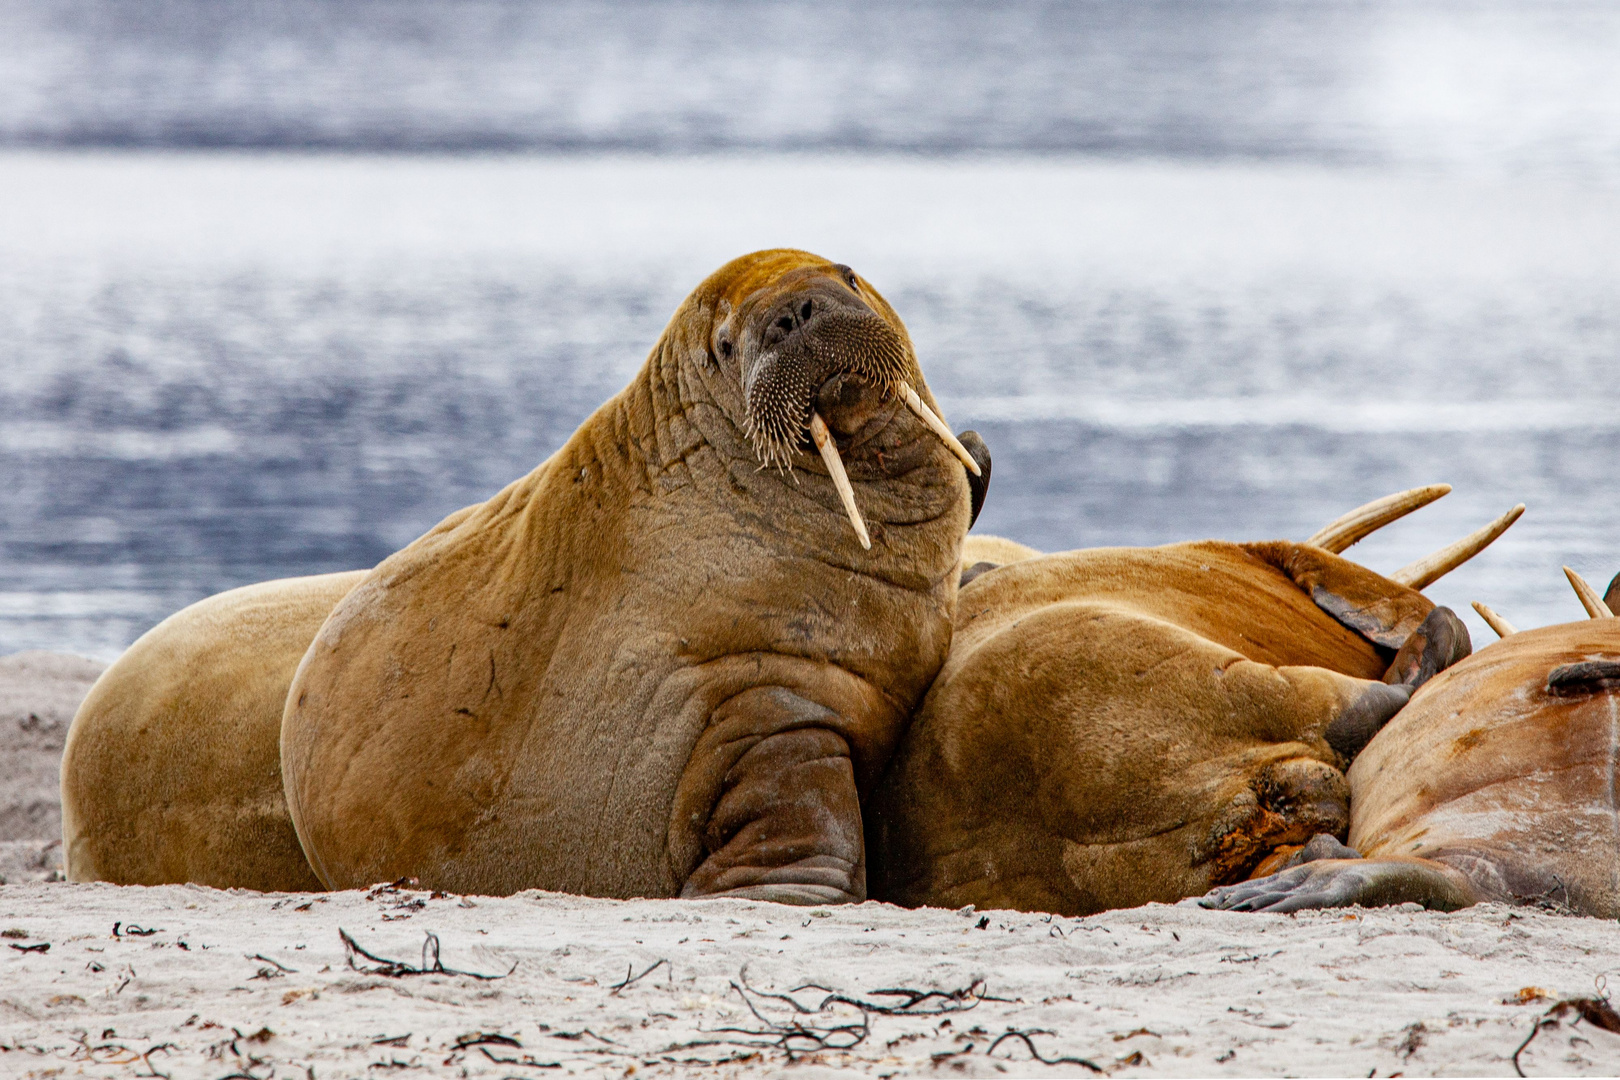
[869,486,1523,916]
[60,571,366,889]
[1202,567,1620,915]
[279,249,988,904]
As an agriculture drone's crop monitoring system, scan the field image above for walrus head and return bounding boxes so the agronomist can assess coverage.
[682,250,988,547]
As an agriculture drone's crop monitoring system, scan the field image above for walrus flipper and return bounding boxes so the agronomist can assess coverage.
[958,430,991,530]
[1322,681,1410,761]
[1380,605,1471,688]
[1242,541,1435,652]
[1199,856,1476,913]
[679,688,866,906]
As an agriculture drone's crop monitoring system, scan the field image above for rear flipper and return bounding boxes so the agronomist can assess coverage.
[1198,855,1477,913]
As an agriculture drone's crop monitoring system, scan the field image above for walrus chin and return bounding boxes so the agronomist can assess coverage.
[732,265,980,548]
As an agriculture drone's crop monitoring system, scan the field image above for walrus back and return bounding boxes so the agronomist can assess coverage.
[61,571,364,890]
[951,542,1398,680]
[1349,621,1620,916]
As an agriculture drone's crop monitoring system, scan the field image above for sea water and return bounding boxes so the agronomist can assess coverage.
[1,152,1616,658]
[1,0,1618,658]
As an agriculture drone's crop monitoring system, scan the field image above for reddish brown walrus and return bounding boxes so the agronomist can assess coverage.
[1203,568,1620,915]
[870,488,1522,916]
[280,250,989,904]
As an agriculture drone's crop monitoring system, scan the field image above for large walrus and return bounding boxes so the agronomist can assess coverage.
[278,249,987,904]
[870,487,1523,916]
[1203,568,1620,916]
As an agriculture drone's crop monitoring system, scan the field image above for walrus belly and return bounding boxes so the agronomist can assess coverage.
[61,571,365,890]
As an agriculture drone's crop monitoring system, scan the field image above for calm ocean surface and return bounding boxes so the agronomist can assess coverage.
[1,1,1618,659]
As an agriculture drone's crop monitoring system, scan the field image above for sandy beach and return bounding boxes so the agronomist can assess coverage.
[3,650,1620,1077]
[4,883,1620,1078]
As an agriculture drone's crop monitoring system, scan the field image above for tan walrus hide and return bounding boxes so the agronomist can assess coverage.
[60,250,985,898]
[279,249,986,903]
[872,487,1521,916]
[1205,567,1620,915]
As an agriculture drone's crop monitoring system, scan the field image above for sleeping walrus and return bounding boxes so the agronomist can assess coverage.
[870,487,1522,916]
[1203,568,1620,915]
[278,249,987,903]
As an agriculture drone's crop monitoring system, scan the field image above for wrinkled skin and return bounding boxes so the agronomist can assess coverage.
[1204,617,1620,916]
[60,572,366,889]
[282,250,978,904]
[870,538,1469,916]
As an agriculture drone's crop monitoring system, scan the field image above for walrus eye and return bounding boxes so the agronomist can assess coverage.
[835,264,859,291]
[717,337,733,359]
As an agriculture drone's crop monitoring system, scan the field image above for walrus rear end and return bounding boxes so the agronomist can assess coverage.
[61,572,362,891]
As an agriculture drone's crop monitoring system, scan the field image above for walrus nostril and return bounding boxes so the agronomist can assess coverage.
[775,315,794,335]
[800,300,814,321]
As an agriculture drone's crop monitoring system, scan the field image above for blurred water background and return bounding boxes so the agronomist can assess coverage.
[1,0,1617,659]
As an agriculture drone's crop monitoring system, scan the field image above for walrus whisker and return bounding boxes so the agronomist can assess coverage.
[810,411,871,549]
[1563,566,1615,619]
[1388,503,1524,590]
[895,381,981,476]
[1471,601,1519,638]
[1305,484,1452,553]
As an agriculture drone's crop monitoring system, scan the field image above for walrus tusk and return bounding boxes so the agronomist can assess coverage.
[1305,484,1452,553]
[1388,503,1525,590]
[810,411,871,549]
[896,381,981,476]
[1471,601,1518,638]
[1563,566,1615,619]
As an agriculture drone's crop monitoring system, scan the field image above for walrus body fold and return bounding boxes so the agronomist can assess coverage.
[870,537,1466,917]
[281,250,974,903]
[1204,615,1620,916]
[60,571,366,889]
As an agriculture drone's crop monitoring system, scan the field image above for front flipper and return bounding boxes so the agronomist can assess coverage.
[1242,541,1471,687]
[680,690,865,906]
[1322,681,1411,761]
[1199,856,1476,913]
[1243,541,1434,651]
[1382,605,1471,688]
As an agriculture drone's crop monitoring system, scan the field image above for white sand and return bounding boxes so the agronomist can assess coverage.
[3,884,1620,1077]
[0,651,105,885]
[4,652,1619,1077]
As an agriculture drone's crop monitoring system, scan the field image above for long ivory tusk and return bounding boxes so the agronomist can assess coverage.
[1389,503,1525,590]
[1305,484,1452,553]
[1471,601,1518,638]
[1564,566,1614,619]
[810,411,871,550]
[897,381,981,476]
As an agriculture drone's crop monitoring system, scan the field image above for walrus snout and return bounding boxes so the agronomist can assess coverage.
[740,289,908,470]
[814,372,886,438]
[1206,757,1351,884]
